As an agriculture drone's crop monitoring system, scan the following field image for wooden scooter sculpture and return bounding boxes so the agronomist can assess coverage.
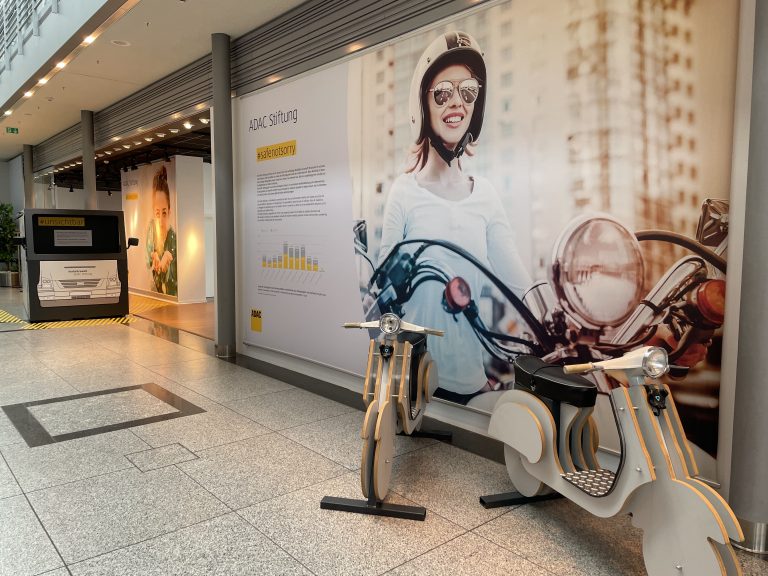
[483,347,744,575]
[320,312,444,520]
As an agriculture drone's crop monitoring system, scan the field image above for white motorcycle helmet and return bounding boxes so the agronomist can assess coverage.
[409,31,487,166]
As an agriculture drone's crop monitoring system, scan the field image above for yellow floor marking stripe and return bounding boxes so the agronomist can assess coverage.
[0,307,137,330]
[0,309,25,324]
[129,294,172,315]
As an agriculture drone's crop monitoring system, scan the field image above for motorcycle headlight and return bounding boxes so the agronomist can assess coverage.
[642,346,669,378]
[379,313,401,334]
[550,215,644,329]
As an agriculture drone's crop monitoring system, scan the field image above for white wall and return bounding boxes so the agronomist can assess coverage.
[8,155,24,213]
[175,155,206,304]
[0,161,9,206]
[53,186,121,210]
[203,161,215,299]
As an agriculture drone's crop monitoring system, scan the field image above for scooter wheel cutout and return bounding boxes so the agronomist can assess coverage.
[631,479,737,576]
[504,444,545,497]
[360,400,379,499]
[373,400,397,501]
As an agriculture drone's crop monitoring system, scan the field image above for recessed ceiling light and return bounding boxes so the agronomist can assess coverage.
[111,136,120,141]
[84,35,96,45]
[4,110,11,116]
[110,39,131,47]
[37,78,48,85]
[113,147,121,151]
[183,121,193,129]
[156,133,165,137]
[24,91,33,98]
[133,141,141,145]
[267,75,281,84]
[169,128,179,133]
[56,61,67,69]
[123,144,131,149]
[97,153,104,158]
[76,161,82,165]
[199,118,209,124]
[144,137,153,142]
[105,151,112,155]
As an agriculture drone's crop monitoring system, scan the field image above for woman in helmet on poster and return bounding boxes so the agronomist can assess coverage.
[377,31,532,404]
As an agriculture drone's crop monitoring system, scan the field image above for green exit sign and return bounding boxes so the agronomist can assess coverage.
[5,127,18,134]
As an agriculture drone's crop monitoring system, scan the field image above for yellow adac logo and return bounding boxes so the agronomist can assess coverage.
[250,308,262,332]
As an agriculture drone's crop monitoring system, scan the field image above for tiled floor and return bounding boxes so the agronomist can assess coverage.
[0,292,766,575]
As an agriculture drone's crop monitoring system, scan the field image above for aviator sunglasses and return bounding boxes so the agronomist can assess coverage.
[427,78,482,107]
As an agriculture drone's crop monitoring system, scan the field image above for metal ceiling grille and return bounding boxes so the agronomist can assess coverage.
[231,0,477,95]
[33,0,481,172]
[31,122,79,170]
[93,56,213,148]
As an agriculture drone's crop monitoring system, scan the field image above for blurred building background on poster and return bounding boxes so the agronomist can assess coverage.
[357,0,737,287]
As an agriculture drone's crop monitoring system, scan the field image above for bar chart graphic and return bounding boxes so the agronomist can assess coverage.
[261,240,323,273]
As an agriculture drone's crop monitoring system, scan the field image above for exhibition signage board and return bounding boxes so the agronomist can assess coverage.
[235,0,739,473]
[237,64,369,371]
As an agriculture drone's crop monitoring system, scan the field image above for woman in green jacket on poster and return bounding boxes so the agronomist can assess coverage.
[145,164,177,296]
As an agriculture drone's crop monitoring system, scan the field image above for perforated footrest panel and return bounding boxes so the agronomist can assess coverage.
[561,469,616,497]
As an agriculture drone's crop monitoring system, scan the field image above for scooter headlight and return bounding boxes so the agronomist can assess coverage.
[379,313,401,334]
[550,215,644,329]
[642,347,669,379]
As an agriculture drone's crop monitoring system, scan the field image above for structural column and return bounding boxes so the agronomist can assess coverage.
[212,33,236,358]
[730,0,768,553]
[81,110,97,210]
[22,144,33,208]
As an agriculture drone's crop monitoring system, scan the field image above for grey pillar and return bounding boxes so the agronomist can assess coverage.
[212,33,236,358]
[81,110,98,210]
[730,0,768,552]
[22,144,33,208]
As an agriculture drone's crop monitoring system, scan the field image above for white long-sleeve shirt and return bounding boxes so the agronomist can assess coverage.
[377,172,531,395]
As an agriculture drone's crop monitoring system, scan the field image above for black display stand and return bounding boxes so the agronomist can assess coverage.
[320,495,426,520]
[479,490,561,509]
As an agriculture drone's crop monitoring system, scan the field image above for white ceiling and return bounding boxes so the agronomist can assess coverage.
[0,0,307,161]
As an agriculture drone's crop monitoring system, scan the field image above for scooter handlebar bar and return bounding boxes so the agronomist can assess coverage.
[563,362,599,374]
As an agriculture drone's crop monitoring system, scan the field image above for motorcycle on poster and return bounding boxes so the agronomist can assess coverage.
[354,198,728,457]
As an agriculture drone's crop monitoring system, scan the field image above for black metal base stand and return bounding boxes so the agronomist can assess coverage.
[479,491,562,509]
[320,496,426,521]
[399,428,453,442]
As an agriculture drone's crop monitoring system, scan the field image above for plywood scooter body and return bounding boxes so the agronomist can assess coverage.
[488,350,743,575]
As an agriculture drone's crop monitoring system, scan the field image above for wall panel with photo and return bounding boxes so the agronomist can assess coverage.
[236,0,740,473]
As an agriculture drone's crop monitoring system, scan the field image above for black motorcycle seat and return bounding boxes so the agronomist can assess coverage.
[513,356,597,408]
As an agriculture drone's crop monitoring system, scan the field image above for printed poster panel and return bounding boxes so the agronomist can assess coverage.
[122,160,179,298]
[37,260,120,307]
[237,64,368,370]
[238,0,739,470]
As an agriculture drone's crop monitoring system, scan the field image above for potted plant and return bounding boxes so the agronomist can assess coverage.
[0,203,20,287]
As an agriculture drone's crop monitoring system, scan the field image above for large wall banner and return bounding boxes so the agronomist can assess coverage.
[236,64,369,370]
[236,0,740,472]
[123,160,179,298]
